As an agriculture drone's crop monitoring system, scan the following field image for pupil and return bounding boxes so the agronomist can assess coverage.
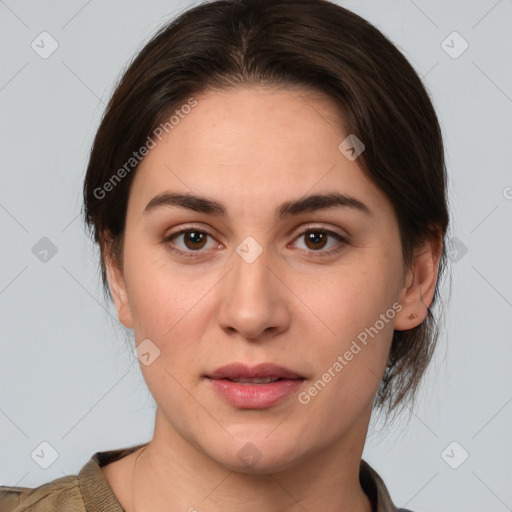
[307,231,326,250]
[186,231,206,249]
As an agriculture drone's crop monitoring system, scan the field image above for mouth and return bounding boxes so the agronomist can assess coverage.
[222,376,287,384]
[205,363,305,409]
[206,362,304,381]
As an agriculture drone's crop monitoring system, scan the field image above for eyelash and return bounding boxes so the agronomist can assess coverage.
[162,225,348,259]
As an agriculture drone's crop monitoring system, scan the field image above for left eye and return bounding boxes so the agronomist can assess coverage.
[292,229,345,252]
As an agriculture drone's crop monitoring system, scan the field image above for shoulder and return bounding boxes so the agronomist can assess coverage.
[0,443,146,512]
[0,475,85,512]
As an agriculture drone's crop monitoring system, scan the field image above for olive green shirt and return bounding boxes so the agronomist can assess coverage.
[0,443,412,512]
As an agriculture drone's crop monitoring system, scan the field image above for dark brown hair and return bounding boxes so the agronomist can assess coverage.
[83,0,449,418]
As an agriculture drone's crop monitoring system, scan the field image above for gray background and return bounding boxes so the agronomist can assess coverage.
[1,1,511,510]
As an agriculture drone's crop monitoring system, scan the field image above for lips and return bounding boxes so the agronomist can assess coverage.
[206,362,303,381]
[205,363,305,409]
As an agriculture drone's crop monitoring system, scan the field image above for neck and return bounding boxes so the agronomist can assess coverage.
[130,409,373,512]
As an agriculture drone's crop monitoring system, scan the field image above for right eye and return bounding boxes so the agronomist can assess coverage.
[163,228,223,257]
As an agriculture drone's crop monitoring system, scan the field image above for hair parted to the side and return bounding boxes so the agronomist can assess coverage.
[82,0,449,419]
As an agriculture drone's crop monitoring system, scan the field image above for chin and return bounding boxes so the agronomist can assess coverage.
[204,435,307,475]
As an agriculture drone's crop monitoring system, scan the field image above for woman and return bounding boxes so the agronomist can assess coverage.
[0,0,448,510]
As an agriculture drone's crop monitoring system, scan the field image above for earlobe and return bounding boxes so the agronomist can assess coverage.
[394,277,427,330]
[394,236,443,331]
[105,250,134,329]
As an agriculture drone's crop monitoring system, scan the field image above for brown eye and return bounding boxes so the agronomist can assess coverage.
[182,231,208,250]
[165,229,218,253]
[304,231,328,250]
[291,227,347,256]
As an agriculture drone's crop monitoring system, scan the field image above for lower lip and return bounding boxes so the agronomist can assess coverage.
[207,378,304,409]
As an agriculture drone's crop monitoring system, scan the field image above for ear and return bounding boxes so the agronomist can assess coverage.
[394,234,443,331]
[103,234,134,329]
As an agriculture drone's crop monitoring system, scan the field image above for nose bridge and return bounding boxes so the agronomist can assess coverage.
[232,243,271,299]
[217,239,289,339]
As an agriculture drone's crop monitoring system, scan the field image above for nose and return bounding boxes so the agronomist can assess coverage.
[217,245,291,341]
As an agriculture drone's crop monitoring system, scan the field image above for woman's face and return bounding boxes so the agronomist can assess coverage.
[108,86,412,472]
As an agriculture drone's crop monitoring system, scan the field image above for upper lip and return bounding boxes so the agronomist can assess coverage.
[207,363,303,380]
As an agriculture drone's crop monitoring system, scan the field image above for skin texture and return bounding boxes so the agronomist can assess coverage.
[101,86,441,512]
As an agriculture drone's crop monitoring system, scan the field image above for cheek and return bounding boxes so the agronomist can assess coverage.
[307,287,395,387]
[122,236,199,334]
[294,254,400,399]
[295,271,397,428]
[125,259,214,403]
[123,245,226,384]
[301,255,401,342]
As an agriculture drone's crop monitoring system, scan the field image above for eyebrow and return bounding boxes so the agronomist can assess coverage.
[143,191,372,219]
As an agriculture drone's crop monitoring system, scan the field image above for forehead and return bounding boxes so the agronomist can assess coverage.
[128,86,390,219]
[158,86,344,168]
